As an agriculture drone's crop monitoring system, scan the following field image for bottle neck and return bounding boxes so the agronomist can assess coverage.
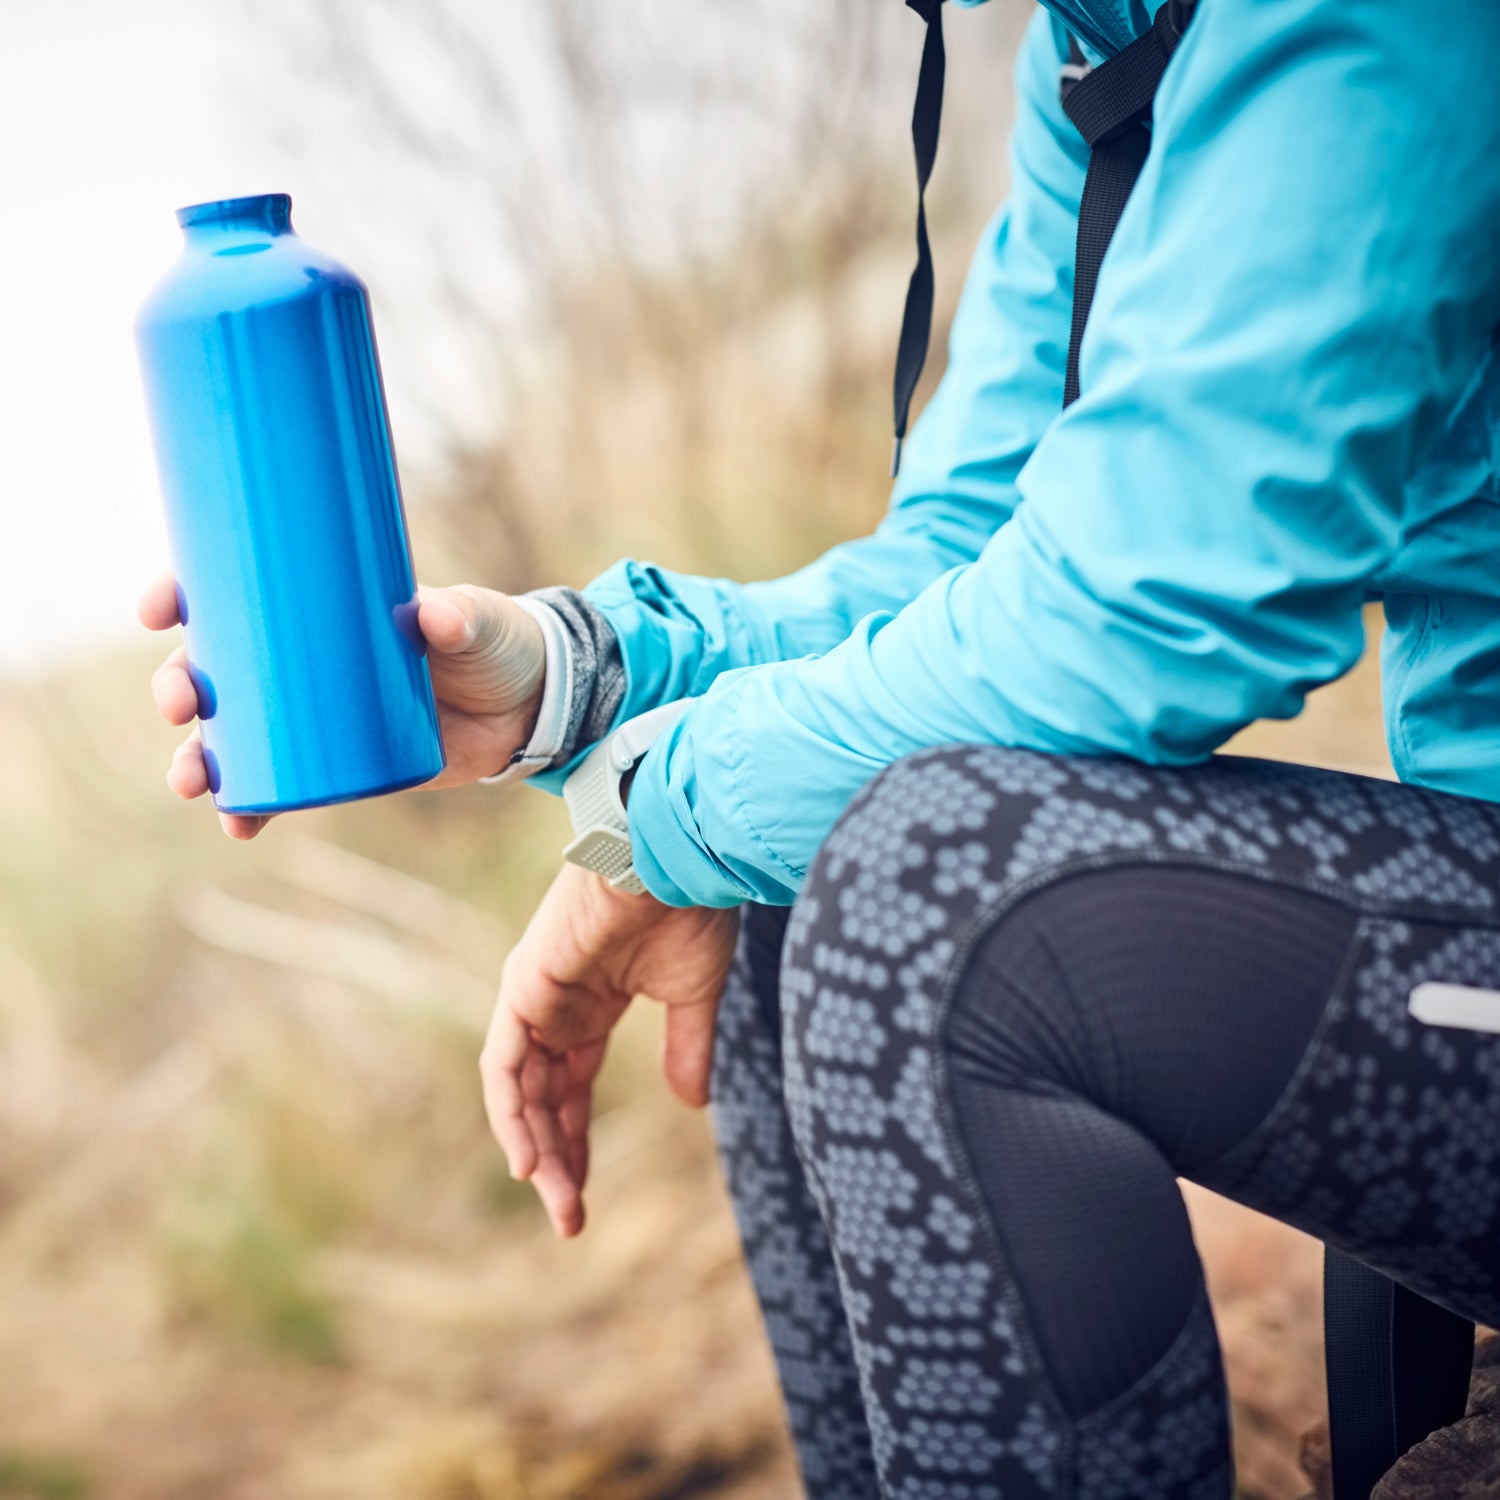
[177,193,293,253]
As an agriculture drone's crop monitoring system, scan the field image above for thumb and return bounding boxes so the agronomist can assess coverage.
[416,584,512,658]
[414,584,545,720]
[662,998,720,1108]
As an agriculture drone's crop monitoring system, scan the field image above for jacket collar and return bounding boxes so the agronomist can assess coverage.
[957,0,1156,59]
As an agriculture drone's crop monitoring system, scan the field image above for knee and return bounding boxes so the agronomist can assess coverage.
[780,748,985,1051]
[776,749,1039,1147]
[788,744,1105,972]
[778,748,1129,1141]
[792,751,958,954]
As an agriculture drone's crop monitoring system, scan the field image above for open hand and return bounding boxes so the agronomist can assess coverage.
[480,863,739,1237]
[138,573,547,838]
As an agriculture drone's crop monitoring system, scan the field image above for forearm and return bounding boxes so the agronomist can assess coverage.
[503,519,1001,792]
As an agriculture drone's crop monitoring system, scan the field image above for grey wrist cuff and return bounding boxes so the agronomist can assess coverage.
[518,586,627,772]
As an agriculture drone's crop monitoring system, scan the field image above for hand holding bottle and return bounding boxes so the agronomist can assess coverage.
[139,574,546,838]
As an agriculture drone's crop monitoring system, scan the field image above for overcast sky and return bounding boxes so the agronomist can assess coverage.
[0,3,226,674]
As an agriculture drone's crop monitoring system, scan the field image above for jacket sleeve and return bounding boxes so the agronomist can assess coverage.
[626,0,1500,907]
[553,9,1084,746]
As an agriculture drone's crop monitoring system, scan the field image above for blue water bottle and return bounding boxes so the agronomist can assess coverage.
[136,193,444,813]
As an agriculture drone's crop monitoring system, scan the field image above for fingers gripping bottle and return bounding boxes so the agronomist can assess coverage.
[135,193,445,813]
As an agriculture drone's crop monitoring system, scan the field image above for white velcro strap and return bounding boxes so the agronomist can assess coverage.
[559,698,695,893]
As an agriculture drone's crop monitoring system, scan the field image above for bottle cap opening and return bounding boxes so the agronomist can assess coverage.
[176,193,293,234]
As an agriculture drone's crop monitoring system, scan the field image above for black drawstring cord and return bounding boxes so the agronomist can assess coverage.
[890,0,945,477]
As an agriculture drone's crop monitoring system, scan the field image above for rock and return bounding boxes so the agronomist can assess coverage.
[1470,1334,1500,1419]
[1371,1419,1500,1499]
[1291,1334,1500,1500]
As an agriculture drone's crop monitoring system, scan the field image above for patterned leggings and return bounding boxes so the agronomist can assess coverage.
[710,748,1500,1499]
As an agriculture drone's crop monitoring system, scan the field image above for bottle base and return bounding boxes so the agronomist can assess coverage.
[213,762,444,817]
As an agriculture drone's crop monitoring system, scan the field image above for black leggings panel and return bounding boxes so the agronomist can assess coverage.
[948,866,1358,1416]
[710,749,1500,1499]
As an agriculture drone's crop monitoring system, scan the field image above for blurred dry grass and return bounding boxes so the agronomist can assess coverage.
[0,643,795,1500]
[0,5,1400,1496]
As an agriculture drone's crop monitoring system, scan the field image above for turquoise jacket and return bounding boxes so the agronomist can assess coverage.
[539,0,1500,907]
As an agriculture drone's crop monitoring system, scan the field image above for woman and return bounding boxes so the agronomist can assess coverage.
[143,0,1500,1494]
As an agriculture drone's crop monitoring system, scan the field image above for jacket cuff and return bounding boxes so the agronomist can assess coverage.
[626,717,741,907]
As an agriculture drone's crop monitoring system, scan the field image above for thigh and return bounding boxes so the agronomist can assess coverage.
[777,745,1500,1497]
[803,746,1500,1330]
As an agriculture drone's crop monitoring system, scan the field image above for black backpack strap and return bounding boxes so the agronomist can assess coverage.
[1324,1247,1474,1499]
[890,0,945,477]
[1060,0,1192,405]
